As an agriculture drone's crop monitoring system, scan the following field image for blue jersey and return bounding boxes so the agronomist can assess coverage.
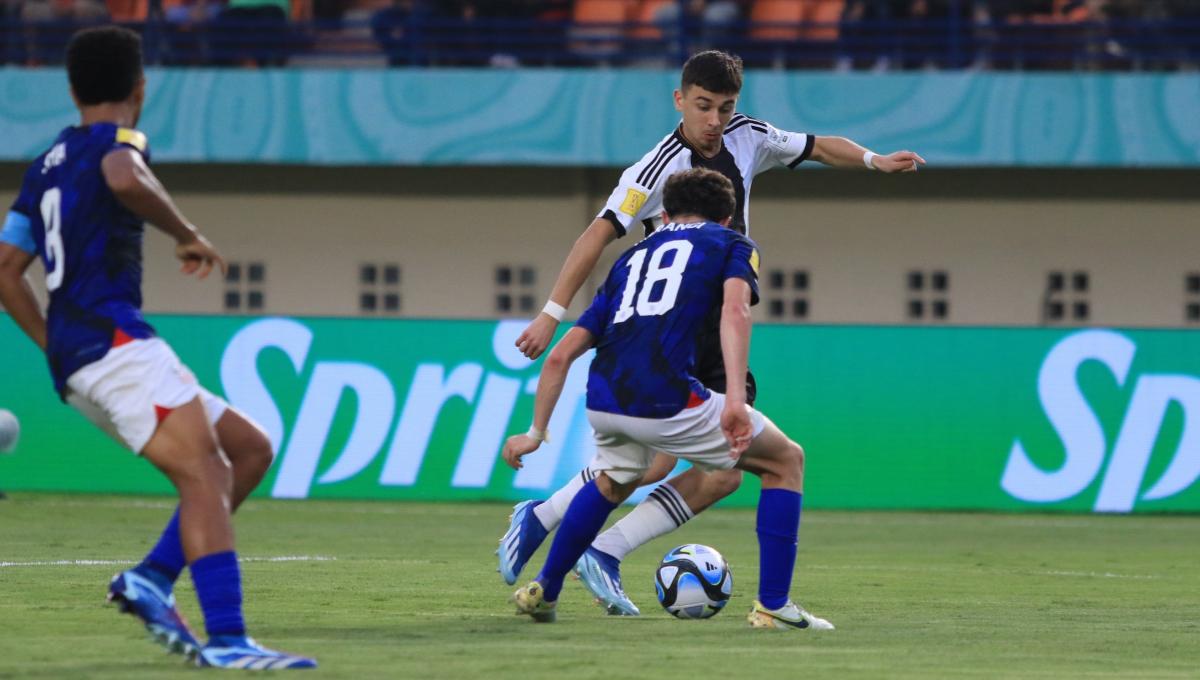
[576,221,760,418]
[0,124,155,397]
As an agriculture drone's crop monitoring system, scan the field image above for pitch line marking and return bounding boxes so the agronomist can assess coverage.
[0,555,337,569]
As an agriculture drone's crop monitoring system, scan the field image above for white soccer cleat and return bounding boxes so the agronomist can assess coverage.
[747,599,835,631]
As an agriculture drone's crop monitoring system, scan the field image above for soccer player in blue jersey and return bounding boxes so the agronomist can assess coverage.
[501,50,923,617]
[502,168,833,630]
[0,27,315,669]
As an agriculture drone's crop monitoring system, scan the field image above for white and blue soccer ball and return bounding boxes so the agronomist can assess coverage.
[0,408,18,454]
[654,544,732,619]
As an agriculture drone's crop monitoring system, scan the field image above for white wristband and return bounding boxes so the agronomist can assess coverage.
[541,301,566,322]
[527,425,549,443]
[863,151,877,170]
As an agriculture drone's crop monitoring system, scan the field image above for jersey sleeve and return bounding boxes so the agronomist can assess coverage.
[723,235,761,306]
[755,121,814,174]
[2,168,40,253]
[596,143,671,238]
[113,127,150,161]
[575,286,611,337]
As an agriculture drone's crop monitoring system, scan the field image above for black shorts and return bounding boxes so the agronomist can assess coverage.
[693,308,757,407]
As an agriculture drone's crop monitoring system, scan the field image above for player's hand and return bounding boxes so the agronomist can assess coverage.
[175,234,227,280]
[516,314,559,360]
[721,401,753,460]
[502,434,541,470]
[873,150,926,173]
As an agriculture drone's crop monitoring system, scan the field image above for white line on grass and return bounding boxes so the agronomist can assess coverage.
[0,555,336,569]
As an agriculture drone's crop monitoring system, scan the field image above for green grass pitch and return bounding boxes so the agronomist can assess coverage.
[1,493,1198,679]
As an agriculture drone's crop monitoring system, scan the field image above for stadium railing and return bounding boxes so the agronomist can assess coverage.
[0,11,1196,70]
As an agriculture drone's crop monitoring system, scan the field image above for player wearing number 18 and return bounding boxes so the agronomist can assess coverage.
[504,168,833,631]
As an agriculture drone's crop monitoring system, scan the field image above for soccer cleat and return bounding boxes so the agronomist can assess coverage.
[747,599,835,631]
[195,635,317,670]
[496,500,549,586]
[511,580,557,623]
[107,569,202,657]
[573,547,640,616]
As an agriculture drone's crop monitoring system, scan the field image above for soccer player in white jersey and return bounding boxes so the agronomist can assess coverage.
[499,50,925,616]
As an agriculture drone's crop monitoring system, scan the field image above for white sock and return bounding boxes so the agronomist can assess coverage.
[592,483,694,561]
[533,467,597,531]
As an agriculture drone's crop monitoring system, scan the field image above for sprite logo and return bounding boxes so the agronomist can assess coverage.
[218,318,594,499]
[1003,329,1200,512]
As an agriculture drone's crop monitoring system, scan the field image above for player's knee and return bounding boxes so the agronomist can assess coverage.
[710,468,743,498]
[239,428,275,476]
[777,441,806,484]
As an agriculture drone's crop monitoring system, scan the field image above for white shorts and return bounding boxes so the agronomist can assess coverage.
[65,337,228,454]
[587,392,769,484]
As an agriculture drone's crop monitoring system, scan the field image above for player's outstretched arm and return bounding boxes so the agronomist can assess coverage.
[719,278,754,459]
[0,243,46,350]
[503,326,595,469]
[101,148,227,279]
[515,217,617,360]
[810,136,926,173]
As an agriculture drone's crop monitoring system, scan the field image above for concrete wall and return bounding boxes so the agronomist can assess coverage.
[5,165,1198,327]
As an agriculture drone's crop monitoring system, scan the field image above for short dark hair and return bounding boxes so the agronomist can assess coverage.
[663,168,737,224]
[67,26,144,106]
[680,50,743,95]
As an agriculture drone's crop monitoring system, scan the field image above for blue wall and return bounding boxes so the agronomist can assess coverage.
[1,68,1197,167]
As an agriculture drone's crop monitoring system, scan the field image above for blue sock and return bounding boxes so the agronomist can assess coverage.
[536,480,617,602]
[134,507,185,589]
[191,551,246,637]
[757,488,802,611]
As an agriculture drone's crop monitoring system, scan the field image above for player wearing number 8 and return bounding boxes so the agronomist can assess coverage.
[0,26,314,669]
[504,168,833,631]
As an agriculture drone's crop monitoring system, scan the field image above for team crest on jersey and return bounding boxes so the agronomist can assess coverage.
[41,143,66,174]
[620,188,648,217]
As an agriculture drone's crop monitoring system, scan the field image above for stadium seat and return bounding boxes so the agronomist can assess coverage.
[630,0,674,40]
[749,0,806,42]
[570,0,635,60]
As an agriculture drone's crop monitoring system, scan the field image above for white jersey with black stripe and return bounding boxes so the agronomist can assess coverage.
[598,113,814,238]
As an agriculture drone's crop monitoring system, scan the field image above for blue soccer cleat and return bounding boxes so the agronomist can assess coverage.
[497,500,549,586]
[573,547,640,616]
[196,635,317,670]
[107,569,202,657]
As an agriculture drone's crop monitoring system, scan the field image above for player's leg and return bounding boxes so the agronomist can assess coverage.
[513,417,654,622]
[576,457,743,615]
[128,398,273,601]
[575,372,758,604]
[498,451,678,586]
[139,398,315,668]
[734,418,833,631]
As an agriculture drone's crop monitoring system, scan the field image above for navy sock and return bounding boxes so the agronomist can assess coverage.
[135,507,185,588]
[536,480,617,602]
[191,551,246,637]
[756,488,802,611]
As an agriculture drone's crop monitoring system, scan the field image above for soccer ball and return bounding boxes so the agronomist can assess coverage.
[0,409,18,454]
[654,544,732,619]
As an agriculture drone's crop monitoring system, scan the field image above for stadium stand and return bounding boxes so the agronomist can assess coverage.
[0,0,1196,69]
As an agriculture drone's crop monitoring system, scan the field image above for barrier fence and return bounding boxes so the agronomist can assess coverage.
[2,314,1198,512]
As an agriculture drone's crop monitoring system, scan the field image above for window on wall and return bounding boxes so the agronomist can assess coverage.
[1043,269,1089,323]
[224,261,266,313]
[495,265,537,316]
[1185,273,1200,324]
[906,269,949,322]
[764,268,809,321]
[359,263,402,315]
